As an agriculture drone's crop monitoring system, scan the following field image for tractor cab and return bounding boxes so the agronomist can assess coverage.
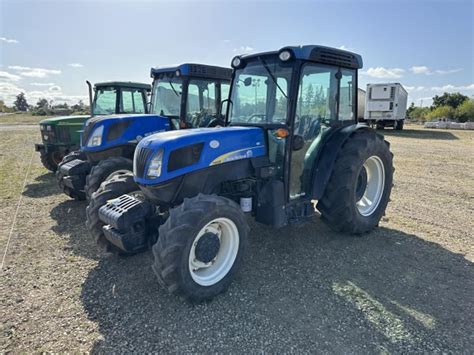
[227,46,362,212]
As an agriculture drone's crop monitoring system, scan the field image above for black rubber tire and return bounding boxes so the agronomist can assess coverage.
[84,157,133,200]
[395,120,404,130]
[152,194,249,303]
[376,123,384,130]
[40,151,63,172]
[86,172,138,253]
[317,129,393,234]
[56,150,87,200]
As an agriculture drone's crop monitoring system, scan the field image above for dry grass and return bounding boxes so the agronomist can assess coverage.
[0,124,473,352]
[0,113,49,125]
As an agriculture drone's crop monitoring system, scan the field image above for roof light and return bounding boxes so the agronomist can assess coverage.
[175,70,181,77]
[279,50,292,62]
[231,56,242,69]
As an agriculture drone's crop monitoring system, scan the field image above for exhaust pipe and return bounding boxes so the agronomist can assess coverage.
[86,80,93,116]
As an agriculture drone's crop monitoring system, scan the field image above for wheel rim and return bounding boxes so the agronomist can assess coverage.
[356,156,385,216]
[51,152,64,165]
[188,217,239,286]
[106,169,132,180]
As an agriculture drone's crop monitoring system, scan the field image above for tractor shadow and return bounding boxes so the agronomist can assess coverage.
[381,128,459,140]
[80,220,473,353]
[22,172,61,198]
[50,199,99,260]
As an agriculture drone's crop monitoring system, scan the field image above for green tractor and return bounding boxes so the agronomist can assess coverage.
[94,45,394,302]
[34,81,151,172]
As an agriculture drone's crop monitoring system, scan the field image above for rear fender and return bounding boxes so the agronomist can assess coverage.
[310,124,370,200]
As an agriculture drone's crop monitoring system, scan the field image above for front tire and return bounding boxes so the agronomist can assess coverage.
[394,120,404,130]
[56,150,87,200]
[86,173,138,252]
[40,151,64,172]
[317,129,393,234]
[84,157,133,200]
[152,194,249,302]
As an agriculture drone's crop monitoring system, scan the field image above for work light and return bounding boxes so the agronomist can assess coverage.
[147,149,164,178]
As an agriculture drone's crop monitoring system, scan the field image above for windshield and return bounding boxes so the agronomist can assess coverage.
[229,57,292,125]
[151,77,183,117]
[93,88,117,115]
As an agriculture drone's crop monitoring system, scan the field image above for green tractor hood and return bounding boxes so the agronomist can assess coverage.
[39,115,90,127]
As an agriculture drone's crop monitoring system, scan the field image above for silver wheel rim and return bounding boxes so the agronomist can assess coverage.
[188,217,239,286]
[106,169,132,180]
[356,156,385,216]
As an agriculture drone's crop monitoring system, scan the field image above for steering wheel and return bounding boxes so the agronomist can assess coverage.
[245,114,266,123]
[207,118,225,127]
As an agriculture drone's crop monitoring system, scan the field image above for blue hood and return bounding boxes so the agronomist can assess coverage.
[135,126,266,185]
[81,113,171,152]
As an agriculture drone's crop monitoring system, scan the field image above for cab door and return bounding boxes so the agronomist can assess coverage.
[289,63,355,199]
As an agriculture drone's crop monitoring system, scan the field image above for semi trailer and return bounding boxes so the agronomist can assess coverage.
[363,83,407,130]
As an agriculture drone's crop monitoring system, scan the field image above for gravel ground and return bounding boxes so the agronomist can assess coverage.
[1,125,473,352]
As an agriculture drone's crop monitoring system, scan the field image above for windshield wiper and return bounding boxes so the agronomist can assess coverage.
[169,81,181,97]
[259,57,288,99]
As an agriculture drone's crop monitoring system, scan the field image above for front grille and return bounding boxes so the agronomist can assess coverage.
[134,146,153,178]
[56,126,71,142]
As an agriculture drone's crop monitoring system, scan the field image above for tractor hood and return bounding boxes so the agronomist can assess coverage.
[81,113,171,152]
[39,115,90,126]
[134,126,266,185]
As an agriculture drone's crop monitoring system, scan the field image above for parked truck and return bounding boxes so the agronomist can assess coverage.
[363,83,407,130]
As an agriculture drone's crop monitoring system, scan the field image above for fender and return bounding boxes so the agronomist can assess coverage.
[134,126,266,186]
[310,123,370,200]
[81,114,171,153]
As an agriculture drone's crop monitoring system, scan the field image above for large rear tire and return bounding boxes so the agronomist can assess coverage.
[84,157,133,200]
[394,120,404,130]
[86,173,138,252]
[56,150,87,200]
[152,194,249,302]
[317,129,393,234]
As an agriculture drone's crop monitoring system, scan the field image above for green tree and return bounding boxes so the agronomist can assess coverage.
[14,92,29,112]
[406,102,416,118]
[0,100,5,112]
[427,105,455,121]
[35,98,49,110]
[455,99,474,122]
[432,92,468,109]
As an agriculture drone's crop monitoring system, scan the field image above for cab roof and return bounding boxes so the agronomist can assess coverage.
[240,45,363,70]
[150,63,232,81]
[95,81,151,91]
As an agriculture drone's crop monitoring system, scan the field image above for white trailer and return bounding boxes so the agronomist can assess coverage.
[363,83,408,130]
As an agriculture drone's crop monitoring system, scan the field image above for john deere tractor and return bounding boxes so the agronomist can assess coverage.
[35,81,151,172]
[95,45,394,302]
[57,64,231,200]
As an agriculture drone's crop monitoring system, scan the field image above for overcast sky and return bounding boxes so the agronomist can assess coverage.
[0,0,473,106]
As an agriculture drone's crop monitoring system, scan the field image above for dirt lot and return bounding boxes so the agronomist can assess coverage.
[1,125,473,352]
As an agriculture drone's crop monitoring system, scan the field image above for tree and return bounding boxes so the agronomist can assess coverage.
[427,105,455,121]
[14,92,29,112]
[455,99,474,122]
[406,102,416,118]
[0,100,5,112]
[432,92,468,109]
[35,98,49,110]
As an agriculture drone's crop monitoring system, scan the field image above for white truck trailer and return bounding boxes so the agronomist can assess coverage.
[363,83,408,130]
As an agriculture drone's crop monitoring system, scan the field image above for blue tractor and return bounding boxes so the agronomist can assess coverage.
[56,64,232,200]
[94,46,394,302]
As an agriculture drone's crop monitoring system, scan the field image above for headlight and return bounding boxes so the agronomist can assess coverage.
[146,149,164,179]
[46,125,52,131]
[87,125,104,147]
[40,125,45,131]
[231,56,242,69]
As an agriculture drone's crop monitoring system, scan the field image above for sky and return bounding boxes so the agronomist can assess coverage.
[0,0,473,107]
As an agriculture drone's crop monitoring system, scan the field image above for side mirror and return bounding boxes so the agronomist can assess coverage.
[243,77,252,86]
[292,135,304,151]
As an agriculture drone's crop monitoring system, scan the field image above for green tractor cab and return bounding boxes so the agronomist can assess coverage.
[34,81,151,172]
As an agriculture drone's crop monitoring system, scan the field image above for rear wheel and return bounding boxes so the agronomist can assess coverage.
[86,173,138,252]
[152,194,249,302]
[84,157,133,200]
[56,150,87,200]
[394,120,404,130]
[317,129,393,234]
[40,150,64,172]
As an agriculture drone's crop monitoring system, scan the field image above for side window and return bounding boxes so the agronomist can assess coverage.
[339,69,355,121]
[121,90,134,113]
[133,91,145,113]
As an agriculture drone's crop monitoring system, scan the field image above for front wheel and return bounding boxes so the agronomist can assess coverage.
[317,129,393,234]
[152,194,249,302]
[84,157,133,200]
[40,150,64,172]
[56,150,87,200]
